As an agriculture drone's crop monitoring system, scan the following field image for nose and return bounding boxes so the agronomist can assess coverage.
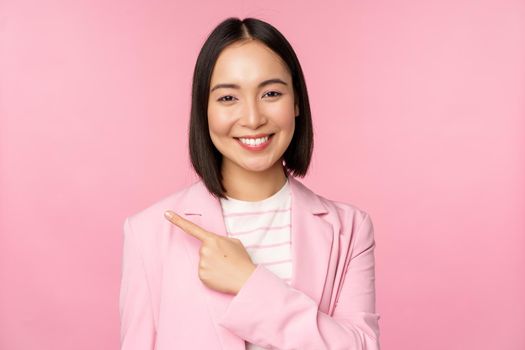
[239,99,267,129]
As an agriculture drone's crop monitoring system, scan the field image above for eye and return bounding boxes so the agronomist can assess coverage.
[217,95,237,102]
[264,91,282,98]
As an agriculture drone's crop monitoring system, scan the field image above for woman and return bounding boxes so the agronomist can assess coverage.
[119,17,381,350]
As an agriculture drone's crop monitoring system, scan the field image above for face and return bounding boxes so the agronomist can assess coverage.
[207,39,299,175]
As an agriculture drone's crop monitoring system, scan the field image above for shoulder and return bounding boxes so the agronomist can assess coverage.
[120,180,210,285]
[292,177,371,226]
[325,196,371,229]
[313,191,376,258]
[292,177,374,243]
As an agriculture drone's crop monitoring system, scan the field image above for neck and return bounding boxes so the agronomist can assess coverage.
[221,160,288,202]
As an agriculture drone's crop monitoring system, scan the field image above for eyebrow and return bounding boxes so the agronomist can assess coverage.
[210,78,288,93]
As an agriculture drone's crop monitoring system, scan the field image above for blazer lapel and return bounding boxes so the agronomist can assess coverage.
[288,176,335,313]
[176,175,335,348]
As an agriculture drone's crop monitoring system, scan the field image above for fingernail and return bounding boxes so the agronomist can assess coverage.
[164,211,174,219]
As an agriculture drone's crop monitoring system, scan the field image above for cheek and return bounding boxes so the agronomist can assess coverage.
[263,99,296,130]
[269,107,295,132]
[207,110,233,137]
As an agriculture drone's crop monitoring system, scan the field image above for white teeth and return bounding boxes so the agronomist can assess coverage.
[239,135,270,146]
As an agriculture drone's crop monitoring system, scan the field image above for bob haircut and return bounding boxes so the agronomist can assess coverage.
[189,17,313,199]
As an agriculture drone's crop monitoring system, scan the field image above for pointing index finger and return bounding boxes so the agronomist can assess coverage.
[164,210,213,242]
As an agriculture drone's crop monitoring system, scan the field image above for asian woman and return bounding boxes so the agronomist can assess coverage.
[119,16,381,350]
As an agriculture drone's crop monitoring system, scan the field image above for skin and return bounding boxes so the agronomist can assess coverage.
[164,39,299,295]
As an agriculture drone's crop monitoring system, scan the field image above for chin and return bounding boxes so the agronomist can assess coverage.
[240,160,275,173]
[242,165,271,173]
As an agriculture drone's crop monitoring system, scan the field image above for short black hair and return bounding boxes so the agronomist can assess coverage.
[189,17,313,199]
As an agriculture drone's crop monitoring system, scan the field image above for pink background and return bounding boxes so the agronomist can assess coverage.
[1,0,524,349]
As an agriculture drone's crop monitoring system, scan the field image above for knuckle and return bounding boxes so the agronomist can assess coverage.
[198,268,208,281]
[199,245,210,256]
[208,236,220,247]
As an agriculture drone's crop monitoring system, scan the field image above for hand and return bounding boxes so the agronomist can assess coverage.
[164,210,257,295]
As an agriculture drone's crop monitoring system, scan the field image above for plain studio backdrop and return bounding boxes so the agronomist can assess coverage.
[1,0,524,349]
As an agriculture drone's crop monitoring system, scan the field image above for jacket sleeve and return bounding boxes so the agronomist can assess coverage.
[217,213,381,350]
[119,217,157,350]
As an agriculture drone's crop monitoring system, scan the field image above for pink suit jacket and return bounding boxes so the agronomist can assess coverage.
[119,175,381,349]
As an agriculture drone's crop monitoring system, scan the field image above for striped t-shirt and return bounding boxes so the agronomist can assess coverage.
[219,177,292,350]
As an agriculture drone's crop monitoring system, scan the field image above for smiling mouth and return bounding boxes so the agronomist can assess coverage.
[233,133,275,141]
[234,133,275,149]
[234,133,275,138]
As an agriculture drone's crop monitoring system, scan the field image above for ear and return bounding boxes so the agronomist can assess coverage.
[295,104,299,117]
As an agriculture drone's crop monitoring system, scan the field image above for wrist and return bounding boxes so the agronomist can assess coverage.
[234,263,257,294]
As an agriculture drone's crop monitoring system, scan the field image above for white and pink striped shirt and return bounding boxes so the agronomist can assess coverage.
[219,177,292,350]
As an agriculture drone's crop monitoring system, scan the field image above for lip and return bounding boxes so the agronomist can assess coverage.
[235,133,274,151]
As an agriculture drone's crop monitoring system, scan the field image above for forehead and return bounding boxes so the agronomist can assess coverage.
[210,40,291,85]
